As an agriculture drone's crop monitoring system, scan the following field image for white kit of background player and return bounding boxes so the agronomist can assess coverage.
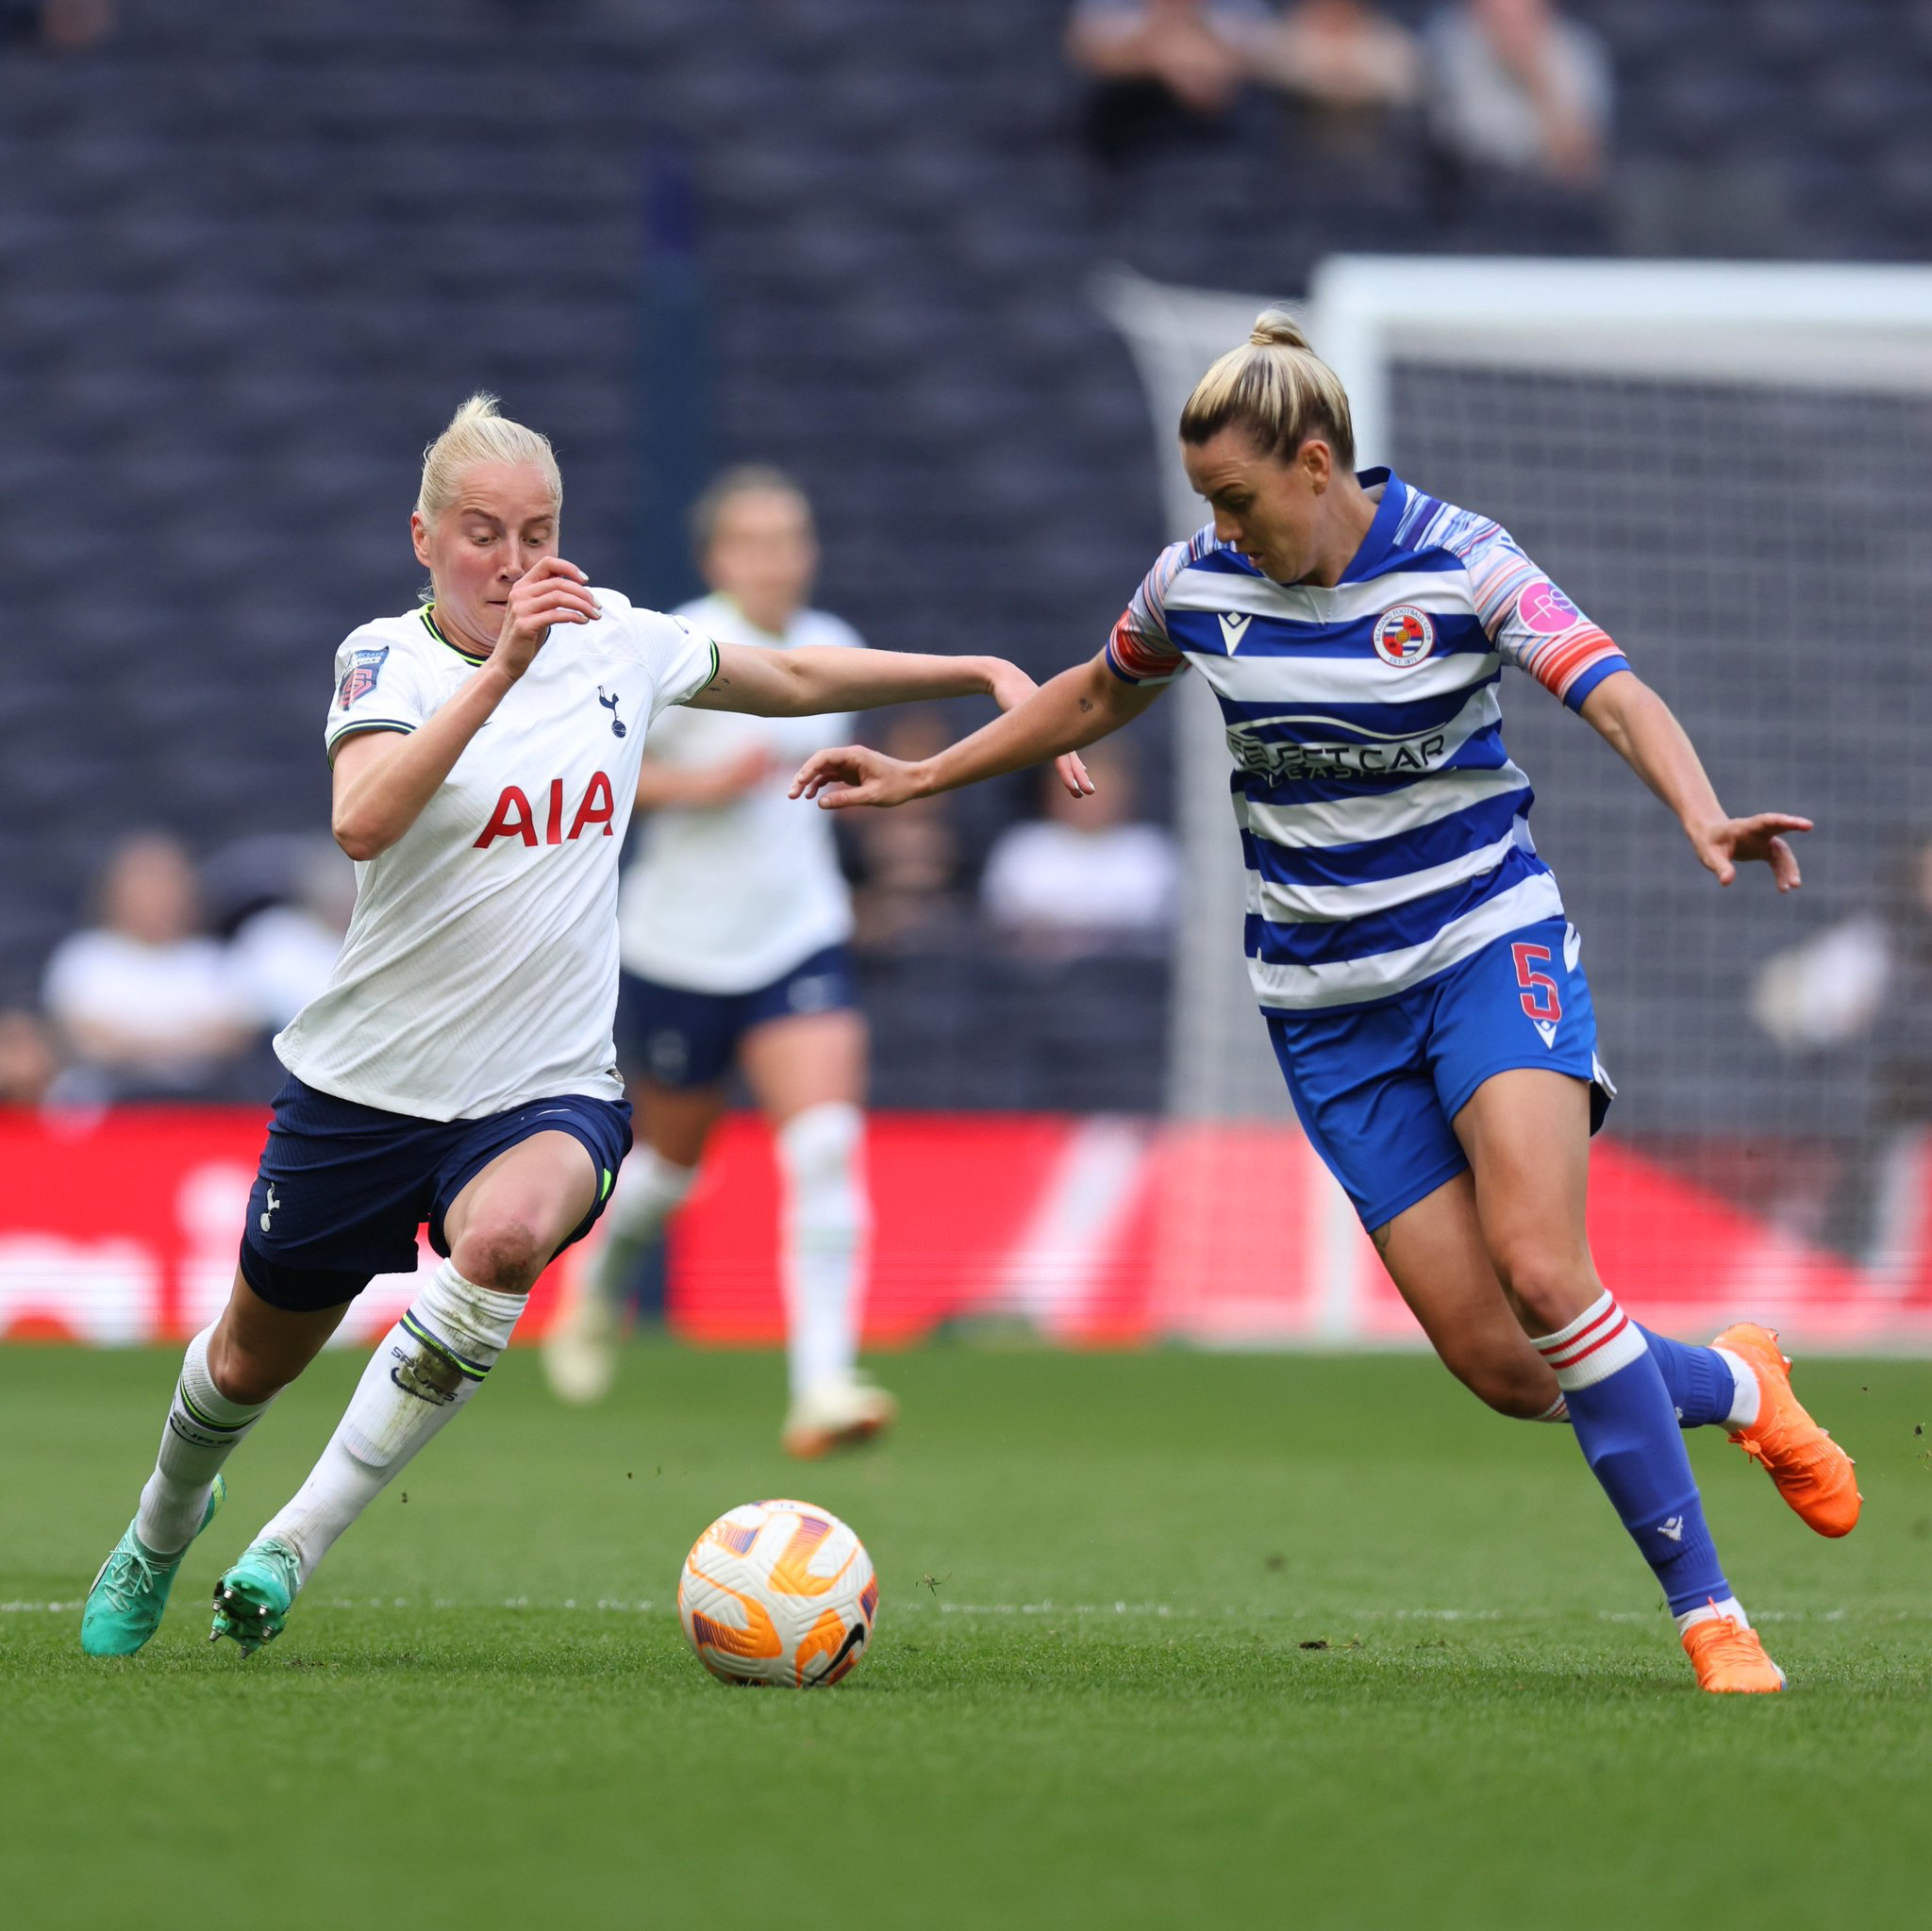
[545,466,900,1457]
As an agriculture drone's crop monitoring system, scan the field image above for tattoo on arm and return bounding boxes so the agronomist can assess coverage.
[1370,1223,1391,1255]
[1077,698,1093,714]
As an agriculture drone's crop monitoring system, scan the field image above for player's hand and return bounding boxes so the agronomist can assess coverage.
[497,557,600,680]
[1690,812,1812,891]
[790,746,925,810]
[983,660,1095,800]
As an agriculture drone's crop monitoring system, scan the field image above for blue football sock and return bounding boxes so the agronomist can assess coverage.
[1633,1324,1738,1430]
[1532,1294,1729,1615]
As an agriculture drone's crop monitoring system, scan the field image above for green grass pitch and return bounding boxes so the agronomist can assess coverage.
[2,1343,1927,1929]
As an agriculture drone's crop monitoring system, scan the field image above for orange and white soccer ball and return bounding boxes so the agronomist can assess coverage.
[677,1499,879,1688]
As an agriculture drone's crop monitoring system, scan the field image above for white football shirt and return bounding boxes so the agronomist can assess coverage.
[614,592,860,994]
[274,594,717,1120]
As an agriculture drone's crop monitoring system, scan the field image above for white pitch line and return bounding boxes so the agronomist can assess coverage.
[5,1597,1927,1623]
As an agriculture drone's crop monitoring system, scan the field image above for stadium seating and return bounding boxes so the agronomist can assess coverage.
[0,0,1921,1111]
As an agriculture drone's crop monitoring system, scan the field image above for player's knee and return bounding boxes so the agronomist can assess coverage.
[1490,1245,1593,1338]
[450,1214,549,1292]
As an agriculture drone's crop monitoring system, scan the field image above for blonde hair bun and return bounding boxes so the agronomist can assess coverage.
[1248,307,1311,352]
[1180,307,1356,467]
[415,392,562,524]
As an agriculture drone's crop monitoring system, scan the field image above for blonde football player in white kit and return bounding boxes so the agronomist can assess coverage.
[79,400,1081,1659]
[543,469,891,1455]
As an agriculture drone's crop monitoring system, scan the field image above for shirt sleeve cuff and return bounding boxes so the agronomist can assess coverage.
[325,718,415,763]
[1104,641,1184,687]
[1562,656,1629,713]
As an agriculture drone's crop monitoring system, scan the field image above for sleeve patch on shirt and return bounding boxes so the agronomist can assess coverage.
[1516,580,1583,636]
[337,645,391,707]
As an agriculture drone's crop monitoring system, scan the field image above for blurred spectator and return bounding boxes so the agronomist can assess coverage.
[41,833,257,1101]
[215,837,357,1030]
[1066,0,1270,163]
[980,742,1178,958]
[0,0,113,51]
[846,709,974,956]
[1253,1,1422,126]
[1423,0,1610,190]
[1752,834,1932,1113]
[1752,834,1932,1266]
[0,1008,58,1107]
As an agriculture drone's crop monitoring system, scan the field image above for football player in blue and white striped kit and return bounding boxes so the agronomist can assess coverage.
[791,310,1861,1693]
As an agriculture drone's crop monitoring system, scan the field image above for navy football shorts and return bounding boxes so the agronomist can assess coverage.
[1266,916,1615,1233]
[614,942,858,1090]
[238,1074,633,1311]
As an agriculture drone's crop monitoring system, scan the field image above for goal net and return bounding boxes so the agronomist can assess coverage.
[1099,258,1932,1347]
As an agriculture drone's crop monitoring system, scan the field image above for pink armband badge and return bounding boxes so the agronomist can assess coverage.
[1518,580,1582,635]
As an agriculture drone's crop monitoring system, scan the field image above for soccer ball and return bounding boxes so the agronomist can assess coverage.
[677,1499,879,1688]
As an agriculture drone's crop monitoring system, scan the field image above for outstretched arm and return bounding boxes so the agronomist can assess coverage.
[689,641,1021,718]
[791,652,1161,808]
[1579,669,1811,890]
[698,640,1095,797]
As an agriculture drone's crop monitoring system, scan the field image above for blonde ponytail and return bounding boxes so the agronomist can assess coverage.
[415,393,562,524]
[1180,307,1356,468]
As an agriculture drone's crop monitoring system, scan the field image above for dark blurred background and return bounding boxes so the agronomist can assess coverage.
[4,0,1930,1153]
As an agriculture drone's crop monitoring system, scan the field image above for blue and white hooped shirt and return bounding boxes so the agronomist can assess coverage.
[1107,469,1629,1014]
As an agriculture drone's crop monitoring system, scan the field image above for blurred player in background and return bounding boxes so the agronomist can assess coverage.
[1751,828,1932,1268]
[79,397,1078,1660]
[41,831,258,1103]
[792,313,1860,1695]
[543,467,893,1457]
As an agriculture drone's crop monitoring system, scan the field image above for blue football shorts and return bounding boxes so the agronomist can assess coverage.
[1266,916,1615,1234]
[614,942,858,1090]
[239,1074,633,1311]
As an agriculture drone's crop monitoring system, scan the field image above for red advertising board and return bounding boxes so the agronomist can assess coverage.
[1,1107,1926,1350]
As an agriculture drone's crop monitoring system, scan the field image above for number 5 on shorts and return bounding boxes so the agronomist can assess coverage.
[1511,942,1562,1024]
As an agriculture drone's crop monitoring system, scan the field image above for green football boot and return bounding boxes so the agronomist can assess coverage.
[80,1474,227,1657]
[208,1539,302,1656]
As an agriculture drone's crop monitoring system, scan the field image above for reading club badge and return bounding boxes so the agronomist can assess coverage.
[1372,606,1436,668]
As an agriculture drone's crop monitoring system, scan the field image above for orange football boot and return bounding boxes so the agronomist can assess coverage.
[1681,1609,1787,1693]
[1713,1323,1861,1538]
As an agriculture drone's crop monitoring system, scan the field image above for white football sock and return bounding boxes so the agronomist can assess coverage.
[135,1324,273,1556]
[1530,1394,1571,1423]
[254,1261,524,1587]
[777,1102,869,1398]
[1674,1594,1752,1636]
[585,1149,696,1307]
[1713,1346,1761,1429]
